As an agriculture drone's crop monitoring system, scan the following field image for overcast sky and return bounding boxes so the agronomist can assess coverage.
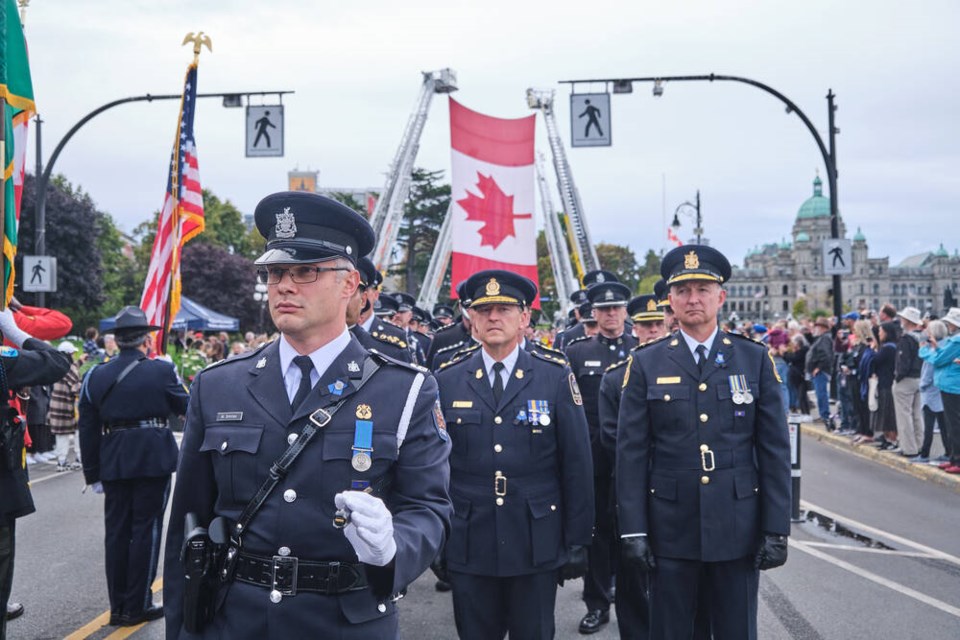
[20,0,959,269]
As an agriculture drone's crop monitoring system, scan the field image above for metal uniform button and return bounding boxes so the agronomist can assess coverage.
[270,590,282,603]
[220,441,228,452]
[550,505,557,511]
[287,433,298,445]
[699,383,708,392]
[494,444,503,453]
[701,476,710,485]
[378,603,387,613]
[664,394,671,402]
[496,497,504,506]
[283,489,297,503]
[700,413,709,423]
[278,546,291,557]
[494,416,503,425]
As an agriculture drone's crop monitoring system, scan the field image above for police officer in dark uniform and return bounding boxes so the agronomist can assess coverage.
[617,246,791,640]
[350,258,412,362]
[409,306,433,361]
[78,306,190,626]
[553,289,589,350]
[0,309,71,639]
[436,270,593,640]
[365,295,414,363]
[386,292,425,365]
[164,191,451,640]
[432,304,455,327]
[564,281,637,634]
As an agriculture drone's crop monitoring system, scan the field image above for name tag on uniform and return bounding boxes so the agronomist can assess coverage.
[584,360,602,367]
[656,377,681,385]
[216,412,243,422]
[452,400,474,408]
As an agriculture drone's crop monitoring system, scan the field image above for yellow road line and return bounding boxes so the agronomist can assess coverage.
[64,577,164,640]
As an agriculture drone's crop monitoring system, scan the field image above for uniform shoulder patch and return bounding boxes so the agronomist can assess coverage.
[530,350,567,367]
[569,372,583,405]
[432,399,449,442]
[0,346,19,358]
[369,349,429,373]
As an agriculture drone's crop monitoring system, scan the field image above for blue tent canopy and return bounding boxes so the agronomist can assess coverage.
[99,296,239,332]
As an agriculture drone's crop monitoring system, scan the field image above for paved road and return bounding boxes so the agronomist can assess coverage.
[8,431,960,639]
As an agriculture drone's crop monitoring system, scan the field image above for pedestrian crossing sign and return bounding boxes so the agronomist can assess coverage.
[246,105,285,157]
[570,93,611,147]
[22,255,57,293]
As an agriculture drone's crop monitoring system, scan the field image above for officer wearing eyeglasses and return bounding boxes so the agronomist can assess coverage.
[164,191,452,640]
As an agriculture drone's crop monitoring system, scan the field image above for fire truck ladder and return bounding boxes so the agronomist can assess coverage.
[526,88,599,279]
[417,202,454,310]
[536,152,577,311]
[369,68,457,272]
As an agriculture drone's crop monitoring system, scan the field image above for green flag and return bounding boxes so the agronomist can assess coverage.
[0,0,35,304]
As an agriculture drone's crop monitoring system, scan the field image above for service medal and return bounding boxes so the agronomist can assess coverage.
[539,414,551,426]
[732,392,744,405]
[743,391,754,404]
[352,451,372,472]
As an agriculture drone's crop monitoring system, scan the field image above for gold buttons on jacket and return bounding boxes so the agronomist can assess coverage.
[494,444,503,453]
[699,383,708,392]
[700,414,709,423]
[701,476,710,485]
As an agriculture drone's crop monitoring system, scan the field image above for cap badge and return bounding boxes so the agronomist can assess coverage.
[647,299,657,311]
[605,290,615,301]
[684,250,700,270]
[486,278,501,296]
[596,273,606,283]
[275,207,297,239]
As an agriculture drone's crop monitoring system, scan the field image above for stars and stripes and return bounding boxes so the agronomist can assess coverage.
[139,62,205,350]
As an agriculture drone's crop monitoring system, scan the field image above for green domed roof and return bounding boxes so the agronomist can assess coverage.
[936,243,949,257]
[796,231,810,243]
[853,226,866,242]
[797,175,831,219]
[780,237,791,250]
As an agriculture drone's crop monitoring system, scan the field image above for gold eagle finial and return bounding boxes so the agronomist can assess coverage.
[182,32,213,63]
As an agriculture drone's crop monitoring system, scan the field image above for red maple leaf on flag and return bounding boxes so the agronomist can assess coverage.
[457,173,533,249]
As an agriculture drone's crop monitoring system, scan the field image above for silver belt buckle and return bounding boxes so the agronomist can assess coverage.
[272,555,299,596]
[309,408,332,428]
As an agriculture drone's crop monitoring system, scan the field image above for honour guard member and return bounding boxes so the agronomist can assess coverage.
[427,282,474,370]
[0,310,71,639]
[554,289,590,350]
[362,292,413,364]
[653,279,678,334]
[350,258,412,363]
[617,246,791,640]
[78,306,191,626]
[163,192,452,639]
[409,306,433,361]
[432,304,455,327]
[564,281,637,634]
[387,292,425,365]
[436,270,593,640]
[628,294,667,346]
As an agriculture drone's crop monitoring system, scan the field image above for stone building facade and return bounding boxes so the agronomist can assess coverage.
[722,176,960,321]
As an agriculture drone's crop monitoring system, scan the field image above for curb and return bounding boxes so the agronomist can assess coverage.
[800,423,960,494]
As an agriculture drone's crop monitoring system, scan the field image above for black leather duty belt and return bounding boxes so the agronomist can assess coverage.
[652,447,755,472]
[234,552,368,596]
[102,418,168,434]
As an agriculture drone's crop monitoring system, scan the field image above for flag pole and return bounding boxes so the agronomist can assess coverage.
[0,94,6,312]
[157,32,210,354]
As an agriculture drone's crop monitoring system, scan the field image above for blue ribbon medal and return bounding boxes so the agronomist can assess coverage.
[352,419,373,472]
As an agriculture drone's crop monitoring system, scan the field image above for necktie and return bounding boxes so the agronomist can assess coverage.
[696,345,708,376]
[492,362,505,406]
[291,355,315,411]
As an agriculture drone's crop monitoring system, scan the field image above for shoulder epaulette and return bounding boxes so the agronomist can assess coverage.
[627,333,672,355]
[530,350,567,367]
[564,335,592,349]
[438,347,477,371]
[370,328,407,349]
[202,341,272,373]
[435,340,468,355]
[434,322,460,334]
[533,343,566,358]
[369,349,429,373]
[726,332,765,347]
[605,357,630,373]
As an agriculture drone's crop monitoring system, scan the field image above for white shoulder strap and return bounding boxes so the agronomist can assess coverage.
[396,372,425,452]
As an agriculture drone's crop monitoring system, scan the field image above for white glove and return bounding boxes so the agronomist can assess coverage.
[90,482,104,495]
[334,491,397,567]
[0,309,29,347]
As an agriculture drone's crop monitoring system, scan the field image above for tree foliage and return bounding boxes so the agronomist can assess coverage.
[596,243,642,292]
[390,168,451,295]
[180,242,268,332]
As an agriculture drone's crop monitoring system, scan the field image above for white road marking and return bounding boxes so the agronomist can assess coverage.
[799,541,938,558]
[801,500,960,567]
[791,540,960,619]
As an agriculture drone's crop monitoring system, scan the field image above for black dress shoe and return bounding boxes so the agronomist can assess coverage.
[114,605,164,627]
[435,579,452,592]
[5,602,24,621]
[578,609,610,634]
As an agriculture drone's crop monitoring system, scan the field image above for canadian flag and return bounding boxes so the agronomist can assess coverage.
[449,98,540,307]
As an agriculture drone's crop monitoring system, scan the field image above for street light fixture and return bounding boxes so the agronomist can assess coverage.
[652,79,664,97]
[671,190,703,245]
[253,282,268,332]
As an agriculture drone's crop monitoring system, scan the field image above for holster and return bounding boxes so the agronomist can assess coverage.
[182,513,234,634]
[0,406,25,472]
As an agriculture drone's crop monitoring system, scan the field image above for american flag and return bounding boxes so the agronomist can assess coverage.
[139,62,205,351]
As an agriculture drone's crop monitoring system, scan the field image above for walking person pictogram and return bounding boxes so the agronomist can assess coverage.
[30,261,45,284]
[579,99,604,137]
[829,245,845,268]
[253,111,276,148]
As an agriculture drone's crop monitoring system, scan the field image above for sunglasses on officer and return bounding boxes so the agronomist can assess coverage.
[255,265,352,285]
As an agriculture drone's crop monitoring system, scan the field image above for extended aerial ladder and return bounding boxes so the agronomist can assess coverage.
[418,202,454,309]
[536,152,577,308]
[369,69,457,272]
[526,88,600,280]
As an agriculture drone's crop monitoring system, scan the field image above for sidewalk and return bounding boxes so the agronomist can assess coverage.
[799,418,960,493]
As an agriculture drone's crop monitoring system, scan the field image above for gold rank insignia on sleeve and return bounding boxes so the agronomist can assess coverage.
[768,350,783,383]
[569,373,583,406]
[621,355,633,389]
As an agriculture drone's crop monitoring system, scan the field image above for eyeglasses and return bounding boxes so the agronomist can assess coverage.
[256,265,351,285]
